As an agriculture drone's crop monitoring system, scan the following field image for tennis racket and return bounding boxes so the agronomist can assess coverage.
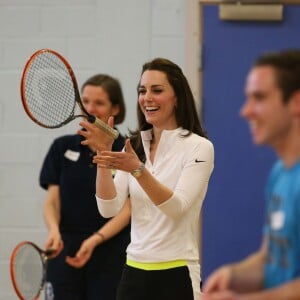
[20,48,119,139]
[10,241,54,300]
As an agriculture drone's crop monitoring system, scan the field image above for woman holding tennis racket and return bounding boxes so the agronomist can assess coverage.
[39,74,130,300]
[79,58,214,300]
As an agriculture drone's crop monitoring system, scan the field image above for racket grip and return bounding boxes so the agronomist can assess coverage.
[45,249,55,256]
[88,116,119,140]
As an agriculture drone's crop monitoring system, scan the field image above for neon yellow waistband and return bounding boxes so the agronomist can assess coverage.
[126,258,187,271]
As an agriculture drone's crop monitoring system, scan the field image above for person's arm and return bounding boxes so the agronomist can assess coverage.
[66,198,131,268]
[95,138,214,219]
[229,244,266,292]
[43,184,64,256]
[93,138,173,218]
[78,119,117,201]
[239,279,300,300]
[77,120,171,204]
[203,278,300,300]
[79,120,214,218]
[202,234,300,300]
[204,238,267,294]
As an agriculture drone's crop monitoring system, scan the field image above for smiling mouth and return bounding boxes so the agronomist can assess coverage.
[145,106,159,112]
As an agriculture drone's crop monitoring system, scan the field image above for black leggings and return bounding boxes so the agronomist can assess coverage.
[117,264,194,300]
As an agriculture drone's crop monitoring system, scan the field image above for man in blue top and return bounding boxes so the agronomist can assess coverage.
[203,49,300,299]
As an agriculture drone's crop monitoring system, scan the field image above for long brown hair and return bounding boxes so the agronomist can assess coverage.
[129,58,208,162]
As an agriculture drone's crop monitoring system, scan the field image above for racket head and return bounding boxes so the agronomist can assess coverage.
[21,48,119,139]
[20,48,86,128]
[10,241,48,300]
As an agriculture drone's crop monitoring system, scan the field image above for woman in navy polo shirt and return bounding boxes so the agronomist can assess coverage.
[40,74,130,300]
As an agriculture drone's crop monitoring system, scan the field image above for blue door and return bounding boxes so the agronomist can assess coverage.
[202,5,300,280]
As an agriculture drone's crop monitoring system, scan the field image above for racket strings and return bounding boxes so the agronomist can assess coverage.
[24,51,76,127]
[12,244,45,299]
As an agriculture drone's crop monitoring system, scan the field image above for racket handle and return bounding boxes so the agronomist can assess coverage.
[45,249,55,256]
[88,116,119,140]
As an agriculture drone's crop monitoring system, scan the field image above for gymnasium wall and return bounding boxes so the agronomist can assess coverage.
[0,0,186,298]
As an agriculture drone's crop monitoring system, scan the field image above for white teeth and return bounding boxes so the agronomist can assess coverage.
[146,106,159,111]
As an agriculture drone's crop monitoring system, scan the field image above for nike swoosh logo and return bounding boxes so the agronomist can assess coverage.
[195,159,205,163]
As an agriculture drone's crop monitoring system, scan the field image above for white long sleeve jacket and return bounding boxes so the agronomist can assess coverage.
[96,127,214,263]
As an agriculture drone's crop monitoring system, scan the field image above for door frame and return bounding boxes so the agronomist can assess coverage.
[183,0,300,264]
[184,0,300,107]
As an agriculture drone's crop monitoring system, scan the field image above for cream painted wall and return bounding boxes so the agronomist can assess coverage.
[0,0,194,298]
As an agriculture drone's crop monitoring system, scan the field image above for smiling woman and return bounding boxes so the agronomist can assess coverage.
[78,57,215,300]
[137,69,178,131]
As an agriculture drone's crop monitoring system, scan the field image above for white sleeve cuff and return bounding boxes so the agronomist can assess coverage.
[95,194,121,218]
[157,194,182,219]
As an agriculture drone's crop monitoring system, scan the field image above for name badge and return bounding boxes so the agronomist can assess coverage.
[64,150,80,161]
[271,211,285,230]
